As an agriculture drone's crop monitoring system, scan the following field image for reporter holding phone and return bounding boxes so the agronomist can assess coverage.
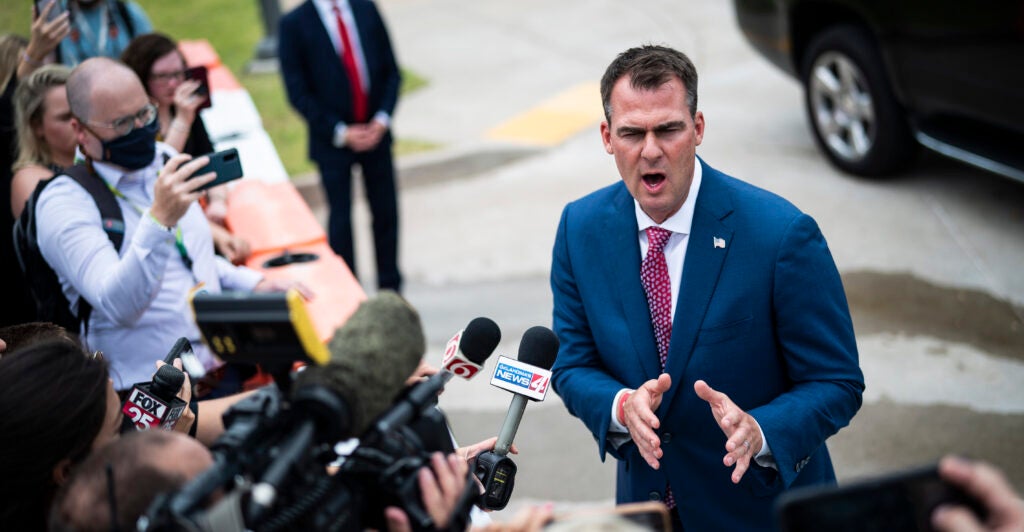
[121,32,250,264]
[34,58,301,391]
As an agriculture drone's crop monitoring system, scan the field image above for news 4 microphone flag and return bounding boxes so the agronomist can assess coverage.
[489,356,551,401]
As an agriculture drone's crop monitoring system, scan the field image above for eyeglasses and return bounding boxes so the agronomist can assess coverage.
[82,103,158,137]
[150,69,186,83]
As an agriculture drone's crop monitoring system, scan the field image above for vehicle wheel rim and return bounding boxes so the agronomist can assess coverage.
[809,51,876,163]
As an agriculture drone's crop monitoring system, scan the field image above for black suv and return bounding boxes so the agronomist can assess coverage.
[733,0,1024,182]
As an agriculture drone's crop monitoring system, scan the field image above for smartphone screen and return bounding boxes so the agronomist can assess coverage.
[183,65,212,110]
[776,464,986,532]
[34,0,66,22]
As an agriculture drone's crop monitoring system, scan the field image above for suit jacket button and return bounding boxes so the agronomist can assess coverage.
[661,432,672,444]
[648,491,661,501]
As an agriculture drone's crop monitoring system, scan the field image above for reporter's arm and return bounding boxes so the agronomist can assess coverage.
[193,389,258,446]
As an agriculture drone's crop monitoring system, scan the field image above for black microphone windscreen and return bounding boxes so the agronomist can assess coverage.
[294,291,425,436]
[460,317,501,365]
[517,326,559,370]
[151,364,185,398]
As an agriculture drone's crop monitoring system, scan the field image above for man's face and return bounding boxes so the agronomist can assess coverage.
[601,76,704,224]
[72,77,152,161]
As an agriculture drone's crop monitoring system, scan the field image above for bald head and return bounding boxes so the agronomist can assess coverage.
[67,57,146,122]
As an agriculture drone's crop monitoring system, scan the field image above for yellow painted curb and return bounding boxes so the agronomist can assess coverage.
[486,82,603,147]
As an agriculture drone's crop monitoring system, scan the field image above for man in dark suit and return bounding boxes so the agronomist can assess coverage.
[279,0,402,291]
[550,45,865,530]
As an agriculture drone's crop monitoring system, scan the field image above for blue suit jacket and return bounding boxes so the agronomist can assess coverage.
[550,160,865,531]
[278,0,401,166]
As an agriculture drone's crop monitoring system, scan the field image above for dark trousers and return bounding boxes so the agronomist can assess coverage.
[317,137,402,291]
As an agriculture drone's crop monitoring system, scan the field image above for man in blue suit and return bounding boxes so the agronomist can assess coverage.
[550,45,865,530]
[279,0,403,291]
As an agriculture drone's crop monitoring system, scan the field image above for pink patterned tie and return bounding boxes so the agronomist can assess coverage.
[641,226,676,510]
[641,227,673,369]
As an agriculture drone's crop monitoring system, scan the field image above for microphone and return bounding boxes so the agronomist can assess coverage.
[246,291,427,523]
[292,290,426,438]
[121,365,188,431]
[474,326,559,510]
[439,317,501,382]
[491,326,559,454]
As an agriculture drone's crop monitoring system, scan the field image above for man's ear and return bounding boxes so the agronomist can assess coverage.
[600,120,614,154]
[52,457,72,486]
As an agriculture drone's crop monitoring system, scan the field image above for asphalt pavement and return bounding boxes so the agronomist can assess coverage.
[286,0,1024,521]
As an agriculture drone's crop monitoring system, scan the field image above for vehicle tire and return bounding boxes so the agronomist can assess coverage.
[801,25,916,177]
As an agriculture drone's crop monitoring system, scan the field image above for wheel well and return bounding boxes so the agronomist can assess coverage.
[788,3,873,77]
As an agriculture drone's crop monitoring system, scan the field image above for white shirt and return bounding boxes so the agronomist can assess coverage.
[311,0,391,146]
[607,160,774,466]
[36,144,263,388]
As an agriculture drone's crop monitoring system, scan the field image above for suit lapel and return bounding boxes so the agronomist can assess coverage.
[603,186,662,383]
[305,0,346,78]
[661,163,734,411]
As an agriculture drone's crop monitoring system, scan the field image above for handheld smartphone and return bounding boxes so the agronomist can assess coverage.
[162,337,206,380]
[183,65,212,110]
[776,463,987,532]
[191,148,243,191]
[33,0,66,23]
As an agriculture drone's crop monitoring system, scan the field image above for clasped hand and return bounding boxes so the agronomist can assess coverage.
[622,375,763,483]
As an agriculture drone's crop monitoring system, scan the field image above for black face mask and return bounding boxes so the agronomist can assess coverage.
[100,119,158,170]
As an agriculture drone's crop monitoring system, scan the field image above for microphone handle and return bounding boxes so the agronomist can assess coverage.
[494,394,528,456]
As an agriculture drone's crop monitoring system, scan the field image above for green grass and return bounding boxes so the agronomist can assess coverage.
[1,0,435,177]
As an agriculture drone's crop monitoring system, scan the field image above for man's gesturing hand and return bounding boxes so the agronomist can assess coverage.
[694,379,763,484]
[624,373,672,470]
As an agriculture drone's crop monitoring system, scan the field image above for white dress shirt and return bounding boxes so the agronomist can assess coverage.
[311,0,391,146]
[36,144,263,388]
[606,160,775,467]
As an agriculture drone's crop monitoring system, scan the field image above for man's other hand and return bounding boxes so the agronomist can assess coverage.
[694,379,763,484]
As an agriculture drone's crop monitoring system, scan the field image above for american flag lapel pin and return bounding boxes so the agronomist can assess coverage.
[713,236,726,249]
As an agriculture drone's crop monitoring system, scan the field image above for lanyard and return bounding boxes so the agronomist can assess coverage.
[70,1,112,61]
[104,182,195,272]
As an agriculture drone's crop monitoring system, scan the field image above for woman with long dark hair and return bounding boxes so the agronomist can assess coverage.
[121,32,250,264]
[0,340,119,531]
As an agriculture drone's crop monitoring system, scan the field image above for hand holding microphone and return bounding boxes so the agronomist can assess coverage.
[121,338,193,431]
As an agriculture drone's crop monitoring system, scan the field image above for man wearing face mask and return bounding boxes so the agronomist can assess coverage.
[33,58,295,390]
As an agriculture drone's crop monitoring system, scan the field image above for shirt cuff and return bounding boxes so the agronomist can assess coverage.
[752,418,778,470]
[139,210,177,252]
[609,388,631,433]
[332,122,348,148]
[373,111,391,128]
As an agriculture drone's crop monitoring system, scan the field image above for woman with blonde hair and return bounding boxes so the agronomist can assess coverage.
[10,63,74,218]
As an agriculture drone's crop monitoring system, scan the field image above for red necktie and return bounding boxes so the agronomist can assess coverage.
[333,3,368,122]
[642,227,673,369]
[640,226,676,510]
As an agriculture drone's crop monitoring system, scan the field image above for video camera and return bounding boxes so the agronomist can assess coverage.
[139,291,477,531]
